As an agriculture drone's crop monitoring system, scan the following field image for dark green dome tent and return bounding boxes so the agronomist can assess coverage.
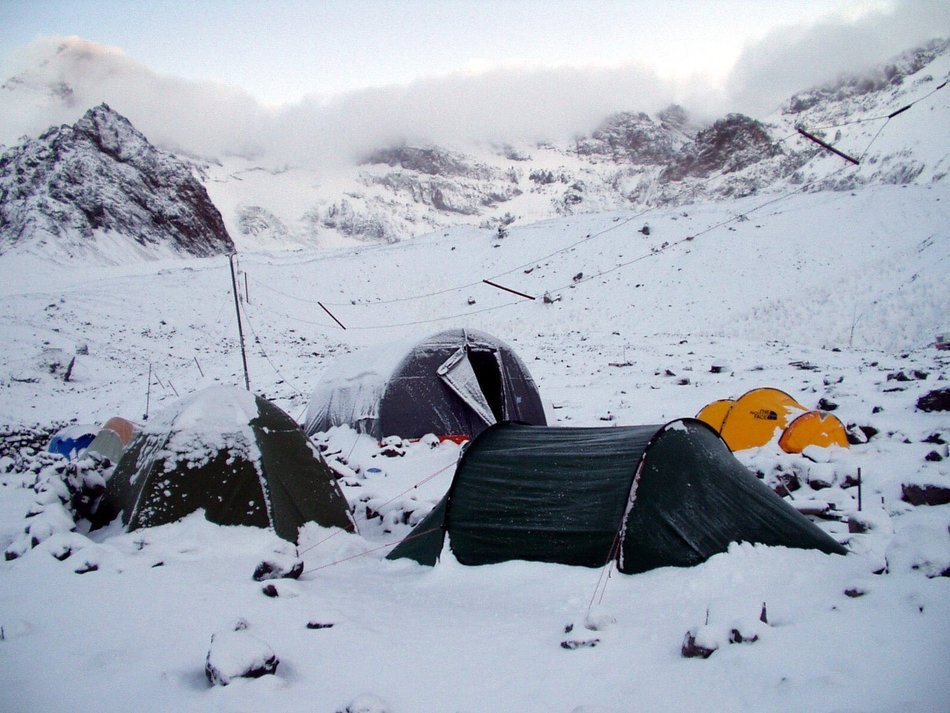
[304,328,546,441]
[100,386,355,542]
[388,419,845,573]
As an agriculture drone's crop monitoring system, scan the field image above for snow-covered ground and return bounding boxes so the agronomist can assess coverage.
[1,181,948,712]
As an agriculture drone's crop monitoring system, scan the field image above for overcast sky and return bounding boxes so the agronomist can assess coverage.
[0,0,947,163]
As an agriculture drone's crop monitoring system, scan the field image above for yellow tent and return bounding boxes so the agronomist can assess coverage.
[696,399,735,432]
[778,411,849,453]
[719,388,806,451]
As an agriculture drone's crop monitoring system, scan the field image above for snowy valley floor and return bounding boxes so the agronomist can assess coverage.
[0,185,948,712]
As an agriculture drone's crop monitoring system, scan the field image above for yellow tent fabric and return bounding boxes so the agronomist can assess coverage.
[778,411,849,453]
[696,399,735,432]
[719,388,806,451]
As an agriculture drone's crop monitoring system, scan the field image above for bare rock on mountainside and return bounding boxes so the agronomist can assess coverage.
[0,103,234,259]
[574,111,676,164]
[662,113,782,181]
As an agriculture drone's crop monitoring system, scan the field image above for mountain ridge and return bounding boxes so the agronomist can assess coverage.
[0,103,234,262]
[0,39,947,259]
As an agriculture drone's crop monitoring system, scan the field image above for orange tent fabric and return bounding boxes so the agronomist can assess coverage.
[778,411,849,453]
[719,388,806,451]
[101,416,138,445]
[696,399,735,432]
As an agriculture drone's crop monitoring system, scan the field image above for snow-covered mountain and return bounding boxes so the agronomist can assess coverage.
[1,39,947,258]
[201,38,949,251]
[0,104,233,263]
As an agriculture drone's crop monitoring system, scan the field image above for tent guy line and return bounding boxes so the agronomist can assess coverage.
[239,156,857,336]
[297,459,457,562]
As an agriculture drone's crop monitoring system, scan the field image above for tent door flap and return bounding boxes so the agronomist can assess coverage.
[437,347,497,426]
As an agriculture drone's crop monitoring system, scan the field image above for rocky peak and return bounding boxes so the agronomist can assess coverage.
[0,104,234,260]
[72,103,151,163]
[657,104,693,135]
[574,111,678,164]
[663,113,780,181]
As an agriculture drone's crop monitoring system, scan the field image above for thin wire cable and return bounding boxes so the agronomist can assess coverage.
[802,72,948,132]
[544,169,851,295]
[241,301,307,397]
[242,133,807,312]
[239,81,937,331]
[298,459,456,559]
[303,526,443,572]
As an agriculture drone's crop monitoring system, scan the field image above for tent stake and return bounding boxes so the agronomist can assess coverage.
[229,254,251,391]
[63,356,75,382]
[857,468,862,511]
[318,301,347,330]
[482,279,536,300]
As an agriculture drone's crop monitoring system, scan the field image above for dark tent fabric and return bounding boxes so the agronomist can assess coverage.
[387,420,846,573]
[100,386,355,542]
[304,328,546,441]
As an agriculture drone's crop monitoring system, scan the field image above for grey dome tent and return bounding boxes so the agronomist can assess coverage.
[304,328,546,441]
[388,420,846,573]
[99,386,355,542]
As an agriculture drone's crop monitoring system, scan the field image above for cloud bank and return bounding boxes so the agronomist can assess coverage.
[0,2,945,167]
[725,0,950,116]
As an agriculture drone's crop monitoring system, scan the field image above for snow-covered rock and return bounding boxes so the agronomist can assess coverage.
[205,621,279,686]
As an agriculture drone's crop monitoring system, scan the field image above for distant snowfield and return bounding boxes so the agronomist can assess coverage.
[1,182,948,713]
[0,183,946,426]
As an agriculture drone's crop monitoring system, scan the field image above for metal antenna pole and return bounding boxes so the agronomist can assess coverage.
[229,254,251,391]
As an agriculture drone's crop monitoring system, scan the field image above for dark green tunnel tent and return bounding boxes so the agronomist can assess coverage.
[387,420,846,573]
[101,386,355,542]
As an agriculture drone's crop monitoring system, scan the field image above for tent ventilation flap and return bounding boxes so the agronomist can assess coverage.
[437,347,497,426]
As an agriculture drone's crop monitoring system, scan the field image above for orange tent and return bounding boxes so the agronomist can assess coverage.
[87,416,140,464]
[778,411,849,453]
[719,388,806,451]
[696,399,734,432]
[101,416,137,445]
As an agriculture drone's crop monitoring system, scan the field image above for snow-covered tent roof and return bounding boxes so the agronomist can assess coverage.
[304,328,546,441]
[99,386,356,542]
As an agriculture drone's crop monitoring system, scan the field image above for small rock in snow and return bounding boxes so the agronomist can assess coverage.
[916,388,950,412]
[306,621,335,630]
[681,629,718,659]
[900,483,950,506]
[253,557,304,581]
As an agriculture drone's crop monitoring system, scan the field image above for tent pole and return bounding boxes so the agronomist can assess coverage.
[144,362,151,420]
[229,254,251,391]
